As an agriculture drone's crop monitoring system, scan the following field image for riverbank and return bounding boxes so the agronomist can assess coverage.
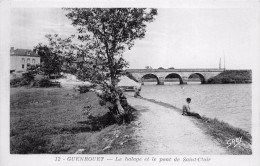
[10,86,252,154]
[136,96,252,155]
[126,94,229,154]
[10,87,138,154]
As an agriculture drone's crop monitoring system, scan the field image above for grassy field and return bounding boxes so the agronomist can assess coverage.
[10,87,138,154]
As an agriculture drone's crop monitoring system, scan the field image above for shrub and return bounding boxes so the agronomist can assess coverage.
[22,72,35,83]
[99,99,106,106]
[38,79,61,87]
[10,132,49,154]
[10,77,32,87]
[96,88,134,124]
[10,78,23,87]
[78,85,91,93]
[38,78,52,87]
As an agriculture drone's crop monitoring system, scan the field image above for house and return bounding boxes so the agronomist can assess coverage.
[10,47,40,72]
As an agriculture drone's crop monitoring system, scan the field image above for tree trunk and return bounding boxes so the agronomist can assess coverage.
[105,40,125,123]
[111,77,125,123]
[115,94,125,124]
[115,93,124,114]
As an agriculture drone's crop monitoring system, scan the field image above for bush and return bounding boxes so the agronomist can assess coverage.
[10,78,23,87]
[38,78,52,87]
[99,99,106,106]
[22,72,35,83]
[96,88,134,124]
[78,85,91,93]
[11,132,49,154]
[38,79,61,88]
[10,77,61,88]
[10,77,32,87]
[10,69,37,87]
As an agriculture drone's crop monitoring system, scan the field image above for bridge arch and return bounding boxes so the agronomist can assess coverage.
[188,73,206,84]
[165,73,184,84]
[141,73,160,85]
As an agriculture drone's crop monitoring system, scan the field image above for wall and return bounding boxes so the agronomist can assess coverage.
[11,56,40,72]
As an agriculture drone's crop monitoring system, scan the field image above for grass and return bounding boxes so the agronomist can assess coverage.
[10,87,138,154]
[194,116,252,155]
[11,87,252,155]
[139,96,252,155]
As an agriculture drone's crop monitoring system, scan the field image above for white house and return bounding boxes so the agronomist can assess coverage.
[10,47,41,72]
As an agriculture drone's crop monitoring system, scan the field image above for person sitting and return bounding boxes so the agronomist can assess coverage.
[182,98,201,119]
[134,85,142,98]
[182,98,191,115]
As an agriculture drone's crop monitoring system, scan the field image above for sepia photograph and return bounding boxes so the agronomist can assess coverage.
[1,0,260,166]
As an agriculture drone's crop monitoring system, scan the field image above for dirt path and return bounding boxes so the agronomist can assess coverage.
[127,94,229,155]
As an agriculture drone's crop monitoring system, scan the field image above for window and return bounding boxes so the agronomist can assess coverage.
[27,58,30,64]
[21,58,25,63]
[32,59,35,64]
[22,64,24,69]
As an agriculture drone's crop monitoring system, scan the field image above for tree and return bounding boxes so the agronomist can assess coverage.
[158,67,165,69]
[145,66,153,69]
[64,8,157,119]
[34,34,76,79]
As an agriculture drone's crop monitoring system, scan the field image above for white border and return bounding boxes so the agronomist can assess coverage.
[1,0,259,166]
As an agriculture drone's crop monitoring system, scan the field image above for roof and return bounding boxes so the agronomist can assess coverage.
[10,48,40,57]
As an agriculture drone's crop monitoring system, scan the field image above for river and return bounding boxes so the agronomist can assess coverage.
[137,83,251,132]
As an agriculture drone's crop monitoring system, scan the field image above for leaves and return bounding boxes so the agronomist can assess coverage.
[35,8,157,114]
[64,8,157,83]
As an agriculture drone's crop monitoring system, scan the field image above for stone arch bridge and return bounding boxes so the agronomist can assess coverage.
[126,68,224,85]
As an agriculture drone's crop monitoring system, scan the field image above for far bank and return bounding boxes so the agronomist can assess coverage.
[207,70,252,84]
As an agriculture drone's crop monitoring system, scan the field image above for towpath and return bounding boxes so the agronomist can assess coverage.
[126,94,229,155]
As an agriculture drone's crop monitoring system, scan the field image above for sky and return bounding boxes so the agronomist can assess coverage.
[11,7,258,69]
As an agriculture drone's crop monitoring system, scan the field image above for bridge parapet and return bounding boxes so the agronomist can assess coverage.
[126,68,224,85]
[126,68,225,73]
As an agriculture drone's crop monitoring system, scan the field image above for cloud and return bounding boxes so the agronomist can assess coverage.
[10,8,258,69]
[11,8,76,49]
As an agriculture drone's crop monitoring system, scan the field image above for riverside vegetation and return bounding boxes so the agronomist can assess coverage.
[207,70,252,84]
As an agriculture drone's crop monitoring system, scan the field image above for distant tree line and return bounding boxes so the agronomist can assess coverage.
[207,70,252,84]
[144,66,175,70]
